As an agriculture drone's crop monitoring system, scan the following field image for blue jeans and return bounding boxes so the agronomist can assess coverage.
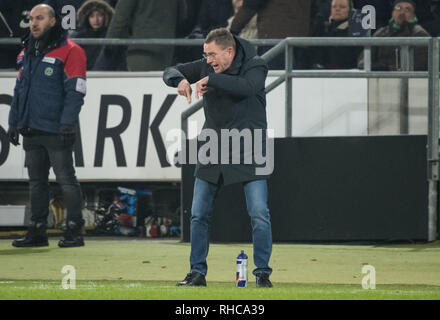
[190,177,273,276]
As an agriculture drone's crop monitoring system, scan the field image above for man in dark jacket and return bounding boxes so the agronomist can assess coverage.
[163,28,273,288]
[358,0,430,71]
[8,4,87,248]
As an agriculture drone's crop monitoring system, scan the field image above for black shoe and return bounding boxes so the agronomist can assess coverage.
[177,272,207,287]
[12,235,48,247]
[12,225,48,248]
[58,236,84,248]
[256,273,273,288]
[58,221,85,248]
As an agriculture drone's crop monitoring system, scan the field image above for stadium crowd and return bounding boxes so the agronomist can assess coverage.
[0,0,439,71]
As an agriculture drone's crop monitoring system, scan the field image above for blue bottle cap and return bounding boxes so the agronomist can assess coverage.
[237,250,248,259]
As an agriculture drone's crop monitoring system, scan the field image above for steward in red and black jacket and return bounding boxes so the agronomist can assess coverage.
[8,23,86,135]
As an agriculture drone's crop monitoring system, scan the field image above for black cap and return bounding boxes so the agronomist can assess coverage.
[393,0,416,8]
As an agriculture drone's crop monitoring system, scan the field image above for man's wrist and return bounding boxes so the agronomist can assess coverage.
[175,77,186,87]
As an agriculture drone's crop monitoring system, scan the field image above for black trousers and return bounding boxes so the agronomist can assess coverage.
[23,133,84,229]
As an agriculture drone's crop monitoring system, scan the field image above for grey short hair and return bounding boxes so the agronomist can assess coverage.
[205,28,236,51]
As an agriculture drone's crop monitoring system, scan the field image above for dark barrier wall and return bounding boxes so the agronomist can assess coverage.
[182,136,431,242]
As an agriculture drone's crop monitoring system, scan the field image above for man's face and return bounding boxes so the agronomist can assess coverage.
[203,41,235,73]
[392,2,416,25]
[29,5,56,39]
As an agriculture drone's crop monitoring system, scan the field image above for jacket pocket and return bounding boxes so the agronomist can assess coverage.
[35,92,63,121]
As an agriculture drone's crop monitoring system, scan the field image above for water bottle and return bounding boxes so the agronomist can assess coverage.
[236,250,248,287]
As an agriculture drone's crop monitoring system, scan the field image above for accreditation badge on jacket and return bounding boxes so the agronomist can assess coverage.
[43,56,56,77]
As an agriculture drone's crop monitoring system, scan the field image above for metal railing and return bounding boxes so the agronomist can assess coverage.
[179,37,435,135]
[0,37,281,46]
[0,36,438,241]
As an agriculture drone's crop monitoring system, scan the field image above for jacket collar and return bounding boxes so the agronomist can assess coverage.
[224,39,244,75]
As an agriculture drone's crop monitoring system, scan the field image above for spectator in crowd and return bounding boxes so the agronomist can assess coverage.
[0,0,43,69]
[227,0,258,40]
[69,0,114,70]
[352,0,437,33]
[101,0,177,71]
[308,0,363,69]
[230,0,312,69]
[8,4,86,248]
[358,0,430,71]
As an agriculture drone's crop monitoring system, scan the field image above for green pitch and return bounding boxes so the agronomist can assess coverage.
[0,238,439,300]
